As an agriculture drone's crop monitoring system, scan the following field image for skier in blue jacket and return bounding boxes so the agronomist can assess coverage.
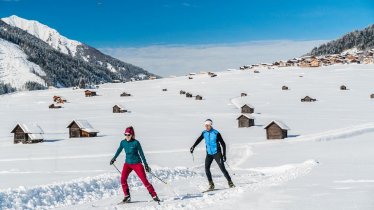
[190,119,234,191]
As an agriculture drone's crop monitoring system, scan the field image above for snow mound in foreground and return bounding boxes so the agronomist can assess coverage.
[0,167,196,210]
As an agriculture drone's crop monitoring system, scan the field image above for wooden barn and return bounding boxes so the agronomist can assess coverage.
[264,120,290,139]
[180,90,186,95]
[241,104,254,114]
[11,123,44,144]
[49,104,62,109]
[120,92,131,97]
[301,96,316,102]
[241,93,247,97]
[53,96,67,103]
[340,85,348,90]
[195,95,203,100]
[237,114,255,128]
[113,105,127,113]
[282,86,289,90]
[67,120,99,138]
[85,90,97,97]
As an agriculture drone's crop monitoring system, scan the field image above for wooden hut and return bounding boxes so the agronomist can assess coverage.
[113,105,127,113]
[53,96,67,103]
[180,90,186,95]
[301,96,316,102]
[195,95,203,100]
[241,93,247,97]
[264,120,289,139]
[67,120,99,138]
[241,104,254,114]
[282,86,289,90]
[85,90,97,97]
[49,104,62,109]
[11,123,44,144]
[120,92,131,97]
[237,114,255,128]
[340,85,348,90]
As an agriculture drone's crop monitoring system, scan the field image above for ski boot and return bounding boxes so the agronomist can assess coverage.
[208,181,215,191]
[153,195,161,204]
[228,180,235,188]
[122,195,131,203]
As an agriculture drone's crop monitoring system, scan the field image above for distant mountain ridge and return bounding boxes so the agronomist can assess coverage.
[0,15,158,94]
[309,24,374,56]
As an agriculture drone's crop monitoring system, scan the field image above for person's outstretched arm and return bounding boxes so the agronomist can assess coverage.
[190,133,204,153]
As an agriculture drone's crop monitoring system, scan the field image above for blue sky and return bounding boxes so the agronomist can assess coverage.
[1,0,374,48]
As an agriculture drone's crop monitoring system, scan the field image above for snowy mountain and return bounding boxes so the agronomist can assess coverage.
[2,15,81,57]
[0,15,158,93]
[308,23,374,56]
[0,38,46,90]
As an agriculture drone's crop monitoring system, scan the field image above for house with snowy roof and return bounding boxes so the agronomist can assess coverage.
[67,120,99,138]
[264,120,290,139]
[11,123,44,144]
[113,105,127,113]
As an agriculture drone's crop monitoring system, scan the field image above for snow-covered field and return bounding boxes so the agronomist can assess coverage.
[1,64,374,209]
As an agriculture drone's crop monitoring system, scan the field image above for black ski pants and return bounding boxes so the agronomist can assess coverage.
[205,152,231,183]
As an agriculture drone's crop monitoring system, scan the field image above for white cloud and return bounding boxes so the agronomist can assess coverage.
[101,40,326,77]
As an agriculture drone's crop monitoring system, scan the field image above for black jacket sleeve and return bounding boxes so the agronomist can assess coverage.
[192,132,204,148]
[217,133,226,157]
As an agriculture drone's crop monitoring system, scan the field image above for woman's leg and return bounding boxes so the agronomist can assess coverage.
[121,163,133,196]
[132,163,157,197]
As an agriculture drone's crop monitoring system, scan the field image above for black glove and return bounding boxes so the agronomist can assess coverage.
[190,146,195,154]
[222,155,227,162]
[145,165,151,172]
[110,158,115,165]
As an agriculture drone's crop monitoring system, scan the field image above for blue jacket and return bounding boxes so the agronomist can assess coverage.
[192,128,226,155]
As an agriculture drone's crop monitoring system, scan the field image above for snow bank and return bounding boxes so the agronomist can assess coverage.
[291,123,374,142]
[0,167,197,210]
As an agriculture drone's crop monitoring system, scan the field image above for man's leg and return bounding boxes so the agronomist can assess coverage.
[205,154,214,182]
[213,153,232,182]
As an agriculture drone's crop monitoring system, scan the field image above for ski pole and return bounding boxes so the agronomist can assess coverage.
[149,171,181,198]
[148,171,168,184]
[112,163,121,174]
[225,162,236,176]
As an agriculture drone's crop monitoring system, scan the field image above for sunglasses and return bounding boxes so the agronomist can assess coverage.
[124,134,132,136]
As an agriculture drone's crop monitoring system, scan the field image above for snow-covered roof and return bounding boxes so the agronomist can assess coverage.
[241,104,254,108]
[237,114,255,120]
[12,123,44,134]
[264,120,290,130]
[113,105,125,110]
[67,120,99,133]
[11,123,44,140]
